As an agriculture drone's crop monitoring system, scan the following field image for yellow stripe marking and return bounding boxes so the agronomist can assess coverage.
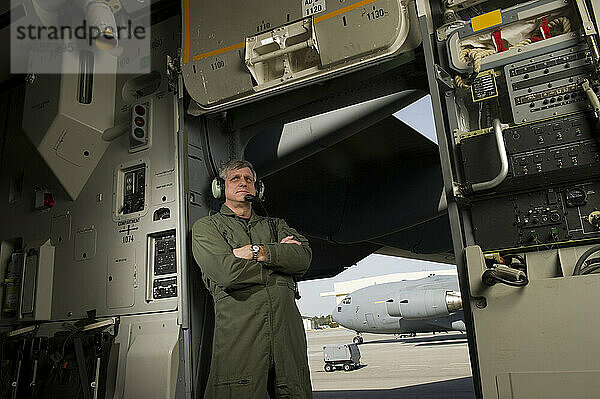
[183,0,190,63]
[193,42,245,61]
[314,0,378,23]
[189,0,378,62]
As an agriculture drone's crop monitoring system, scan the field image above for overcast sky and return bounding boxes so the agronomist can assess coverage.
[296,96,451,317]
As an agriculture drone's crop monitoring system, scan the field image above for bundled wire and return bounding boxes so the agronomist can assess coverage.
[482,253,529,287]
[455,48,496,88]
[502,254,527,271]
[572,245,600,275]
[548,17,571,36]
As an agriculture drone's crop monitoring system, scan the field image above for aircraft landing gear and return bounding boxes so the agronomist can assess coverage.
[352,333,363,344]
[396,332,417,339]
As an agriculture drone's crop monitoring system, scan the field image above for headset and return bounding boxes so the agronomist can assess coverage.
[211,176,265,201]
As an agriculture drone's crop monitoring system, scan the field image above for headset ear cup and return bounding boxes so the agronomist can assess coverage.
[256,180,265,200]
[211,177,224,199]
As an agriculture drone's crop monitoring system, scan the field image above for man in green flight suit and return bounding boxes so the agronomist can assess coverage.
[192,159,313,398]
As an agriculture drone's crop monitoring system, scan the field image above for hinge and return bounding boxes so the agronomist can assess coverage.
[167,53,182,95]
[435,65,455,90]
[452,181,472,198]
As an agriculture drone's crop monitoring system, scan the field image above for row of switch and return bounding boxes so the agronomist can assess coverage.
[517,146,585,164]
[509,51,588,77]
[529,91,587,108]
[520,157,586,174]
[520,212,562,225]
[522,227,561,243]
[511,129,582,142]
[153,277,177,299]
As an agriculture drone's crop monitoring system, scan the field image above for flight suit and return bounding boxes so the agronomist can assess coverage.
[191,204,313,399]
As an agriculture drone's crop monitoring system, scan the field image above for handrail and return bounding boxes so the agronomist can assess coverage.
[471,119,509,193]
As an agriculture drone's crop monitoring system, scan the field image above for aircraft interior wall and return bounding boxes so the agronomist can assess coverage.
[0,13,193,398]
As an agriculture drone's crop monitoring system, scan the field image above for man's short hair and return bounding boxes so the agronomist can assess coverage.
[219,159,257,181]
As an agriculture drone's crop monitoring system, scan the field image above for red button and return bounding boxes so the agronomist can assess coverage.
[44,193,54,208]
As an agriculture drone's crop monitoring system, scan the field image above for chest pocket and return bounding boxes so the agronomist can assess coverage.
[211,218,243,248]
[219,228,243,248]
[215,217,277,247]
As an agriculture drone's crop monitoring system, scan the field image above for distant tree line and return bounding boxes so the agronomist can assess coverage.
[311,314,338,328]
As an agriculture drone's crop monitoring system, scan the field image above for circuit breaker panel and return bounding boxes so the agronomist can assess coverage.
[423,0,600,397]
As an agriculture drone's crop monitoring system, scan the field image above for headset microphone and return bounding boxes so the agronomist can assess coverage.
[245,193,270,217]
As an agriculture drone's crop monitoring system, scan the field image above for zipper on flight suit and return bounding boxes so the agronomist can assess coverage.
[236,217,253,245]
[244,218,277,369]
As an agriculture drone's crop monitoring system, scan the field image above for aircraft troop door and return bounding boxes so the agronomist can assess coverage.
[365,313,378,329]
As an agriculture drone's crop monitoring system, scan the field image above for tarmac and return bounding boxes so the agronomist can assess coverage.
[307,328,475,399]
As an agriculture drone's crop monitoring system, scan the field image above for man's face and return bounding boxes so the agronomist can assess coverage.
[224,167,257,203]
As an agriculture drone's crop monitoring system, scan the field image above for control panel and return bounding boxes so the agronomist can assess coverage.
[122,165,146,215]
[470,181,600,251]
[147,231,177,300]
[153,277,178,300]
[461,112,600,193]
[113,162,148,221]
[153,232,177,275]
[441,1,600,254]
[506,45,595,124]
[427,1,600,397]
[462,110,600,251]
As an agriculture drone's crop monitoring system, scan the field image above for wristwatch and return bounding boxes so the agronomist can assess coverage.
[251,244,261,261]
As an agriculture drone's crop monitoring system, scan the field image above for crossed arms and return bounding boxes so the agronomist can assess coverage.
[191,218,312,291]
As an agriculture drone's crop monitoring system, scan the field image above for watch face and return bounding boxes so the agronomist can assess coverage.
[251,244,260,252]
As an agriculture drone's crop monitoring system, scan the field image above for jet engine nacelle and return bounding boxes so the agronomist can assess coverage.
[386,289,462,319]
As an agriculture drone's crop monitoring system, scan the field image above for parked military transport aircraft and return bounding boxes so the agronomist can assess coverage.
[332,275,465,344]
